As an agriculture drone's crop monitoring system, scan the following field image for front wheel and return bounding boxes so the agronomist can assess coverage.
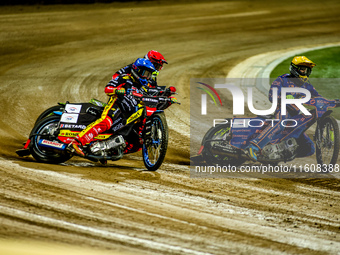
[315,116,340,171]
[142,113,168,171]
[30,115,72,164]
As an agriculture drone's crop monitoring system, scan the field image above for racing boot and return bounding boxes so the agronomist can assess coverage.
[245,143,260,161]
[67,139,85,157]
[69,117,113,157]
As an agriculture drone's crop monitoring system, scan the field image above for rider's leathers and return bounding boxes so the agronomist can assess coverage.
[250,74,321,157]
[74,74,141,146]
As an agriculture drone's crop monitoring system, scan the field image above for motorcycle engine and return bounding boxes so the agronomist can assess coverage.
[90,135,125,156]
[262,138,298,161]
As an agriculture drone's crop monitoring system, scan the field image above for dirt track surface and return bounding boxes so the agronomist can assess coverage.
[1,1,340,254]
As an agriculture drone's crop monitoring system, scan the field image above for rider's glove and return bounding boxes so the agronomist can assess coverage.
[105,86,126,97]
[170,96,178,104]
[286,95,295,99]
[116,87,126,96]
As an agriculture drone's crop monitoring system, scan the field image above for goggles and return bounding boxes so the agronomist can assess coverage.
[153,62,163,71]
[139,69,153,80]
[297,65,311,76]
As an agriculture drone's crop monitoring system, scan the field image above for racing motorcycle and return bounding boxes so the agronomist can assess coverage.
[16,86,179,171]
[198,97,340,171]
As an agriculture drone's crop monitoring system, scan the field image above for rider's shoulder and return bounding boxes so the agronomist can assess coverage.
[278,74,297,85]
[271,74,289,85]
[116,73,132,81]
[272,73,291,82]
[279,73,291,79]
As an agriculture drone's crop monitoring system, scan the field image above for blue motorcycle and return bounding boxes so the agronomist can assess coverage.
[199,97,340,170]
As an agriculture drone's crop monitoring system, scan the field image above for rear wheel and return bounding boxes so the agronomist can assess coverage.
[34,105,65,125]
[30,115,71,164]
[142,113,168,171]
[315,116,340,172]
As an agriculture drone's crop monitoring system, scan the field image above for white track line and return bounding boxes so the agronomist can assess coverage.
[0,205,210,255]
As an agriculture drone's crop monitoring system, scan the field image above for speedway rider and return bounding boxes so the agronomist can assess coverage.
[112,50,168,87]
[246,56,322,161]
[68,58,159,157]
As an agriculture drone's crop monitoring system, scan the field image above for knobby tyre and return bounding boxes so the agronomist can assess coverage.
[34,105,65,126]
[142,112,168,171]
[315,116,340,171]
[30,115,72,164]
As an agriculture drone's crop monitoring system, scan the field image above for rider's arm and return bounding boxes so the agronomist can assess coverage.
[111,64,132,80]
[105,76,127,96]
[105,85,125,96]
[306,83,322,98]
[148,79,157,88]
[269,76,301,114]
[268,77,283,103]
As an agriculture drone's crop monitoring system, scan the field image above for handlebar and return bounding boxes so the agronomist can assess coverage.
[163,86,177,97]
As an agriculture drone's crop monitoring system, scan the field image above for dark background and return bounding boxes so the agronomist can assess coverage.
[1,0,143,5]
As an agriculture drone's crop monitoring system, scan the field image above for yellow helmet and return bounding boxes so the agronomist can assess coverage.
[289,56,316,82]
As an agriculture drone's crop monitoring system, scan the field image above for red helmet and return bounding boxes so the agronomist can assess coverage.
[144,50,168,71]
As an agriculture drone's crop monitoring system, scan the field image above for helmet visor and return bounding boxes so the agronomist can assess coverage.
[151,62,162,71]
[297,66,311,77]
[139,69,153,80]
